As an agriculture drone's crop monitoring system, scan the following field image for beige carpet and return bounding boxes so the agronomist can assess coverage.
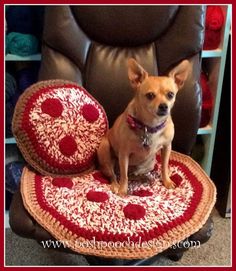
[5,208,231,266]
[173,208,231,266]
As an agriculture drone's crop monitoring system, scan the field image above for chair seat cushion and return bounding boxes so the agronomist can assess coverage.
[21,151,216,259]
[12,80,108,176]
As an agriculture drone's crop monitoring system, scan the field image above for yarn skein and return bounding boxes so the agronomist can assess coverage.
[17,66,39,93]
[203,6,224,50]
[6,6,35,35]
[200,72,213,127]
[6,32,39,56]
[6,72,17,102]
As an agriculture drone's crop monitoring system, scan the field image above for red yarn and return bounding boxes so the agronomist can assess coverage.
[86,190,109,202]
[133,189,153,197]
[41,98,63,118]
[205,6,224,31]
[203,6,224,50]
[200,72,213,127]
[52,178,73,189]
[59,135,77,157]
[123,203,146,220]
[171,174,183,187]
[92,172,109,184]
[81,104,99,123]
[203,29,221,50]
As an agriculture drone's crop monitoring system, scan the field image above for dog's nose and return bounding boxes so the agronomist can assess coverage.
[159,103,168,111]
[157,103,168,116]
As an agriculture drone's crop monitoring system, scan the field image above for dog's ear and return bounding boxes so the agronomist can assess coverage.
[168,60,190,90]
[127,58,148,89]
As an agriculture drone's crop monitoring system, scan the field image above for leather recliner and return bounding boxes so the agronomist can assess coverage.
[9,5,214,266]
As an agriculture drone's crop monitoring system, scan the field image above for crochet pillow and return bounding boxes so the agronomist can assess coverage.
[21,151,216,259]
[12,80,108,176]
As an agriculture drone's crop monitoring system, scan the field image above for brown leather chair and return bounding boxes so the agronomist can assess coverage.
[9,5,213,265]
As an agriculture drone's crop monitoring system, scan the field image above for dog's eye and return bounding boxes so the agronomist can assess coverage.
[145,92,156,100]
[167,91,175,100]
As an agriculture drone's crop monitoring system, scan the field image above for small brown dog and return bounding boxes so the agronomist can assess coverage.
[97,58,190,196]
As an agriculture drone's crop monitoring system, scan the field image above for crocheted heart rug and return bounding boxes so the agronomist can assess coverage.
[12,80,108,176]
[21,151,216,259]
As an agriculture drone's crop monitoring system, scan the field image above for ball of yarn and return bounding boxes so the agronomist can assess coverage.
[5,101,15,138]
[6,32,39,57]
[17,66,39,93]
[203,29,222,50]
[203,6,224,50]
[200,72,213,127]
[11,91,21,108]
[205,6,224,31]
[6,72,17,102]
[5,162,25,193]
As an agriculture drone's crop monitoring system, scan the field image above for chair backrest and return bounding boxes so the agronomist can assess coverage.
[39,5,205,155]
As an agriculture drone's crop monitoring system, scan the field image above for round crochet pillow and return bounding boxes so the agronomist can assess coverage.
[12,80,108,176]
[21,151,216,259]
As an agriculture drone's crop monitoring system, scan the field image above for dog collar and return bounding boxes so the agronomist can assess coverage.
[127,114,166,134]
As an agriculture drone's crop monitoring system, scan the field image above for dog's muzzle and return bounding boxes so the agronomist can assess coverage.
[157,103,168,116]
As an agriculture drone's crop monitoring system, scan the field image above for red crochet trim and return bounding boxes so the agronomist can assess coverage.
[35,158,203,243]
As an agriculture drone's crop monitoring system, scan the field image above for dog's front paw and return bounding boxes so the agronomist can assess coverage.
[118,184,128,197]
[111,181,120,194]
[163,178,176,189]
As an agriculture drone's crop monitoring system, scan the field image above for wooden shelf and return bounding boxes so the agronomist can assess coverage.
[5,53,41,61]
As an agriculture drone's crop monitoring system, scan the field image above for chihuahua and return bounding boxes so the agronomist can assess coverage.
[97,58,190,196]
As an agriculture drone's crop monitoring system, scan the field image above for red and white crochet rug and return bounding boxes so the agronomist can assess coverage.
[21,151,216,259]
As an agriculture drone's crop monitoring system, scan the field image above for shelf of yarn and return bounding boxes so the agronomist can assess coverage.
[6,62,41,144]
[197,5,231,175]
[5,53,41,61]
